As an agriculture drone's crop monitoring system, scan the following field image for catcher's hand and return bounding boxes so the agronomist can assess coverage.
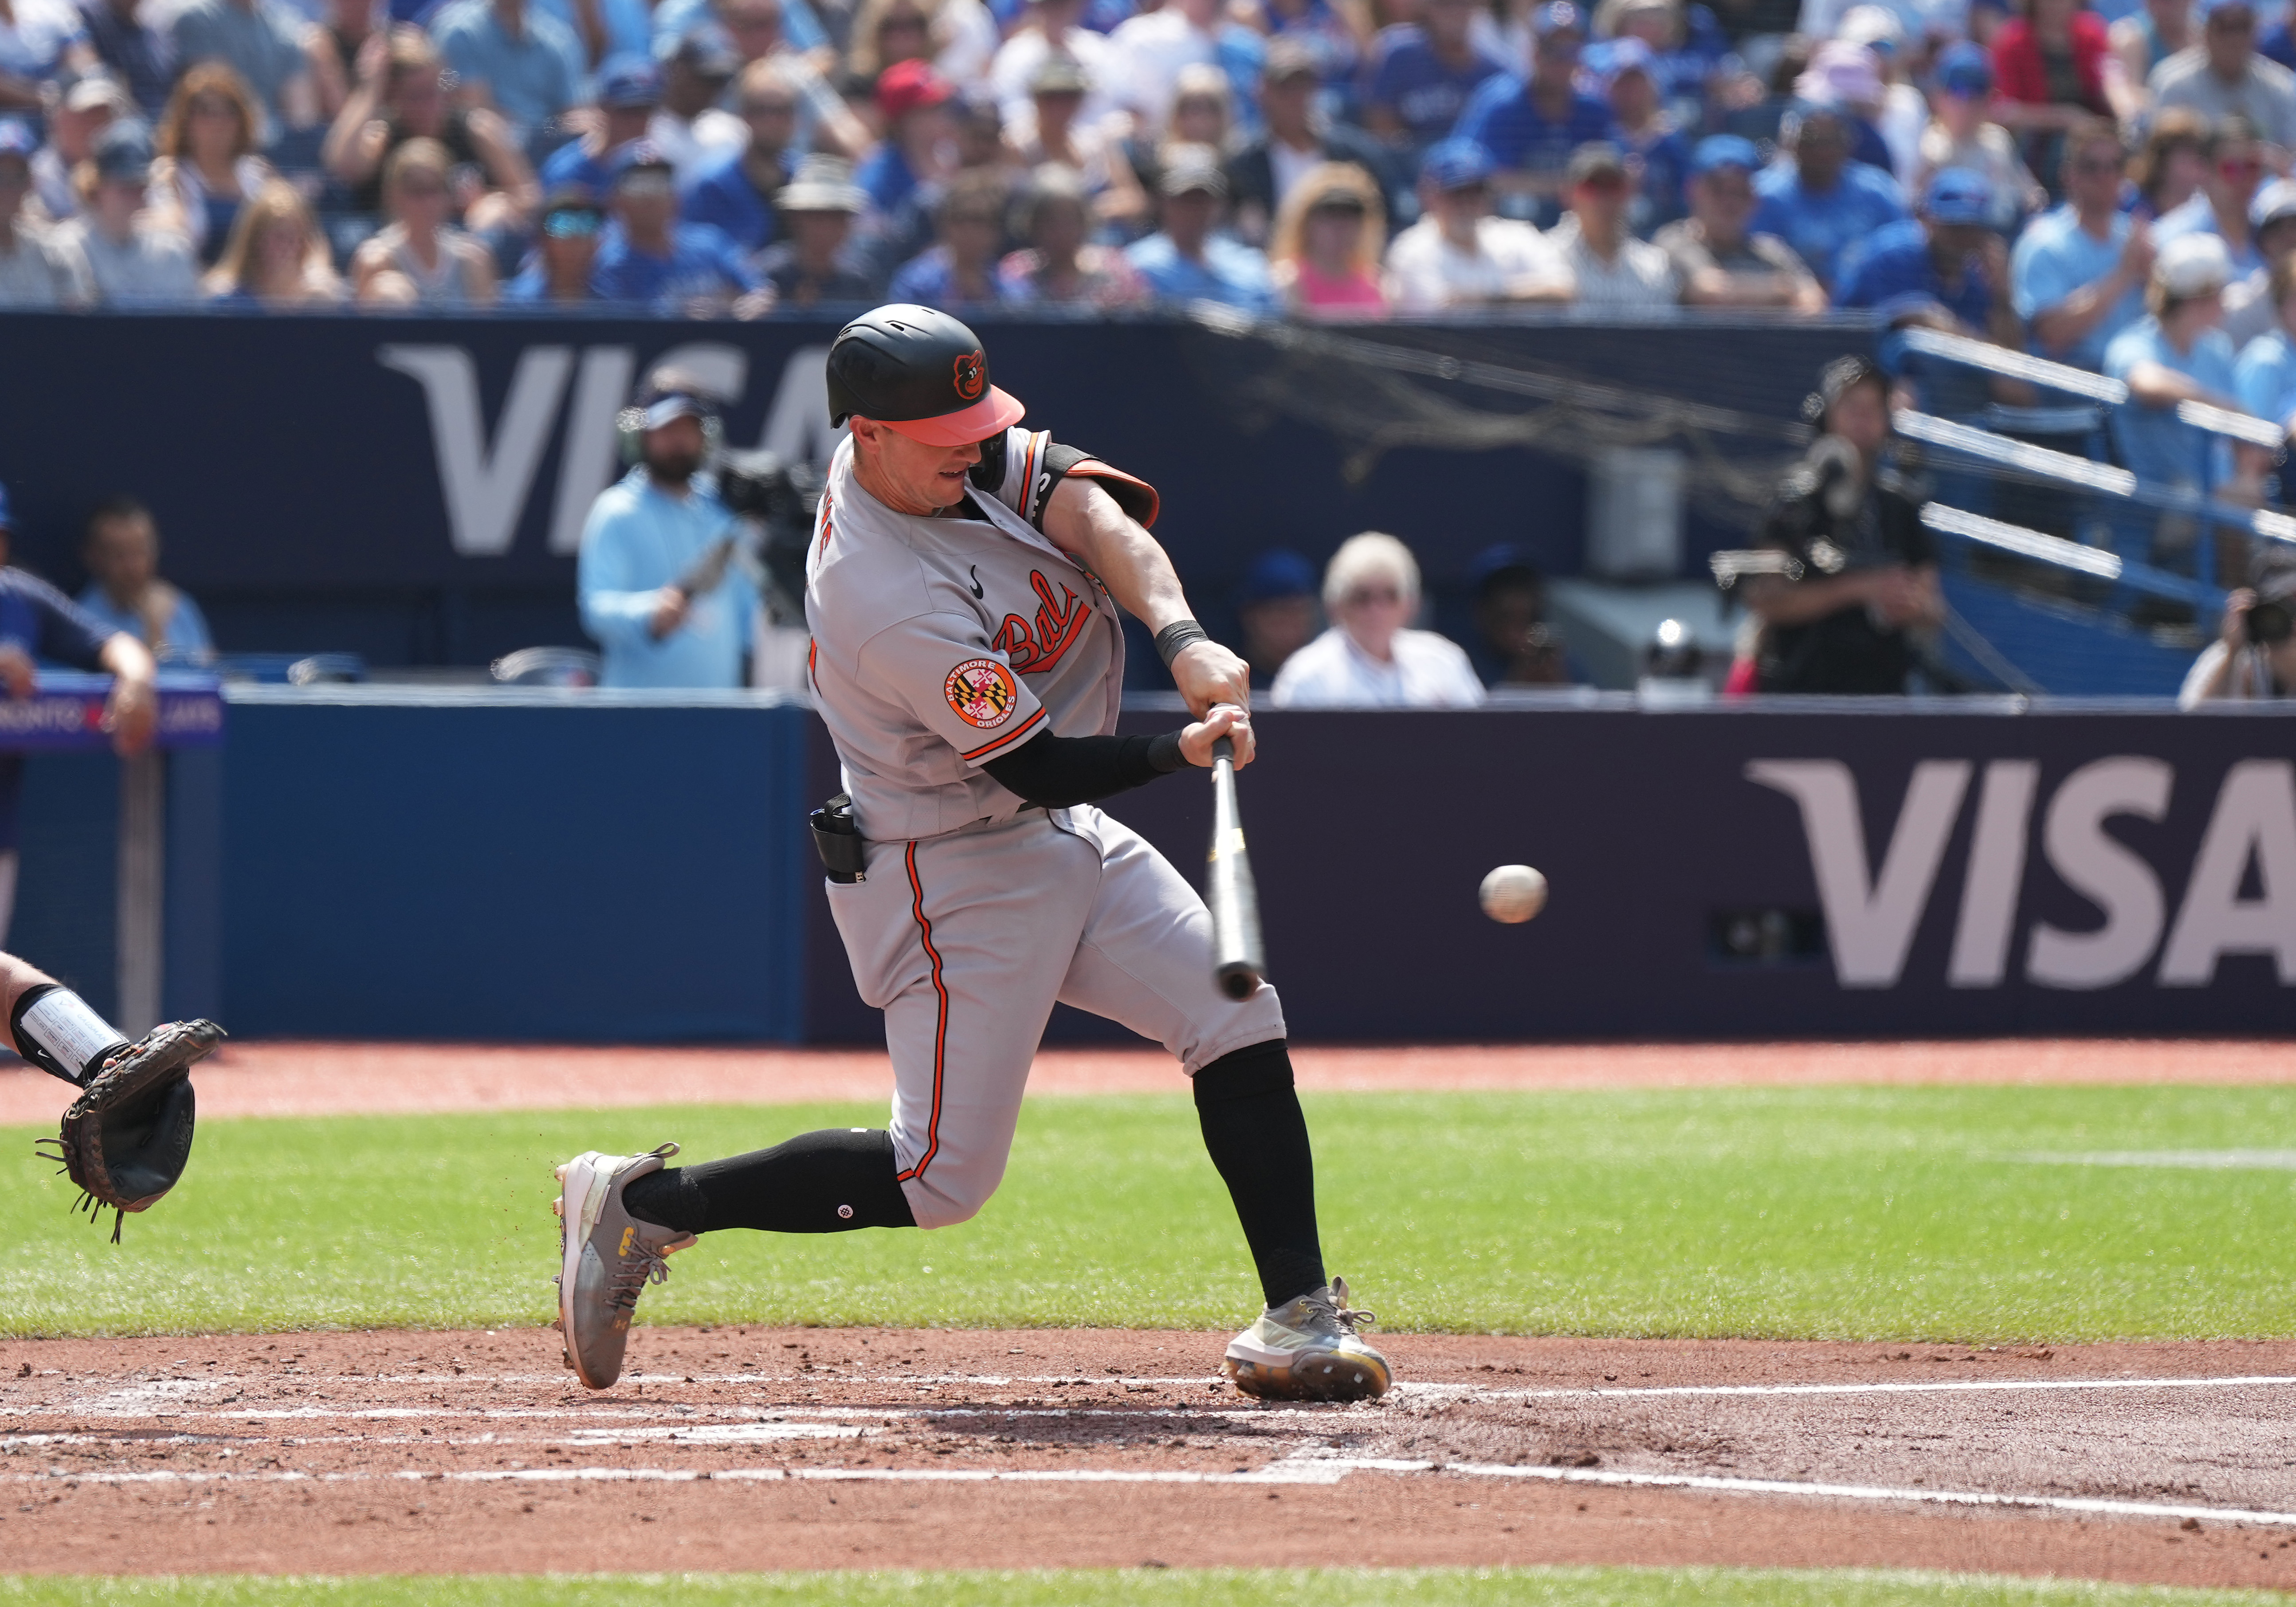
[36,1018,224,1241]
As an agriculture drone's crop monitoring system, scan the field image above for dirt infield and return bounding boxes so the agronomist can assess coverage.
[4,1038,2292,1125]
[5,1329,2296,1586]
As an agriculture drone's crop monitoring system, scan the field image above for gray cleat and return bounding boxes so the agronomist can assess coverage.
[553,1142,695,1390]
[1223,1276,1393,1402]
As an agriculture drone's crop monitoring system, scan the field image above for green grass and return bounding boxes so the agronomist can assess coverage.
[0,1572,2284,1607]
[4,1084,2293,1341]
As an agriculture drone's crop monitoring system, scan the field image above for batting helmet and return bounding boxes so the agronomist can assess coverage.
[826,304,1026,447]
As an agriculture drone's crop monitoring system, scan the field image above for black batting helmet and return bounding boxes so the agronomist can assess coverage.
[826,304,1026,447]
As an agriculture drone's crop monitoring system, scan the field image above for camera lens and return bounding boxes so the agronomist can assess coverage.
[2249,600,2294,645]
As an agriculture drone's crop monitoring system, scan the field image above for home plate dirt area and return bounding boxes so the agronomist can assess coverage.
[4,1329,2296,1587]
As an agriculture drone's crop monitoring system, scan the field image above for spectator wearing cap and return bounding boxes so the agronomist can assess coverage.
[503,181,606,300]
[1909,41,2043,235]
[168,0,316,140]
[1834,5,1924,180]
[325,30,536,235]
[1546,140,1676,306]
[1834,169,2021,352]
[431,0,585,136]
[2104,234,2244,522]
[75,497,212,666]
[859,58,954,221]
[539,54,660,197]
[1271,531,1484,708]
[1107,0,1266,141]
[31,72,128,221]
[2113,0,2195,96]
[2151,0,2296,149]
[77,0,173,119]
[679,58,799,258]
[2012,117,2152,370]
[350,137,498,305]
[1452,2,1616,229]
[1654,134,1824,310]
[1991,0,2115,146]
[1590,36,1688,235]
[1269,159,1387,316]
[1124,143,1279,311]
[0,120,93,304]
[1466,545,1570,687]
[1011,56,1149,235]
[1360,0,1508,156]
[1233,548,1318,687]
[594,140,770,312]
[651,24,746,182]
[579,372,759,691]
[52,117,196,301]
[1748,101,1907,290]
[1225,36,1397,248]
[758,153,879,304]
[1383,135,1571,308]
[149,62,272,267]
[887,164,1018,306]
[2152,113,2266,277]
[997,162,1146,304]
[989,0,1117,130]
[2221,174,2296,342]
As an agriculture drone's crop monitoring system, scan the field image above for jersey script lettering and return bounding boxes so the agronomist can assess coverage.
[993,571,1093,675]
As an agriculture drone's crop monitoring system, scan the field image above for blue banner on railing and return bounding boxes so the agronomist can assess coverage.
[0,672,224,752]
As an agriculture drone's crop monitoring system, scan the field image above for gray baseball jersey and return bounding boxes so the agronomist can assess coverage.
[804,426,1285,1230]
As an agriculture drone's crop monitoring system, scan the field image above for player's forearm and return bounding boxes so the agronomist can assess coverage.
[99,633,156,686]
[1043,478,1192,632]
[0,951,62,1053]
[981,728,1187,807]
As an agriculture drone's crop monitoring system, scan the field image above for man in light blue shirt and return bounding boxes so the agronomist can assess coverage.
[1124,149,1277,312]
[2011,119,2150,372]
[432,0,584,134]
[2103,234,2245,571]
[75,496,214,664]
[578,371,758,689]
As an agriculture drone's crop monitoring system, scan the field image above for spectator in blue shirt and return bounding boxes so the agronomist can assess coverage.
[592,141,769,311]
[680,58,799,258]
[2104,234,2245,537]
[75,496,212,665]
[1452,1,1614,229]
[577,372,759,690]
[1749,102,1907,290]
[1835,168,2016,339]
[888,167,1020,308]
[1592,36,1690,235]
[2233,254,2296,434]
[2011,117,2151,371]
[539,54,659,197]
[431,0,584,136]
[1359,0,1506,155]
[2151,113,2267,279]
[502,182,607,302]
[1125,145,1279,311]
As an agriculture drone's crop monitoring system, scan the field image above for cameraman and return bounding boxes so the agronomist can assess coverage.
[1741,355,1945,695]
[577,367,760,690]
[2179,564,2296,706]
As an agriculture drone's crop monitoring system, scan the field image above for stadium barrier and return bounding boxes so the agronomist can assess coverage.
[17,687,2293,1043]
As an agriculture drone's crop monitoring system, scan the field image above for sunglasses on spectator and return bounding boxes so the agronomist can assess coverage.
[190,96,235,118]
[1342,587,1403,607]
[2071,154,2122,175]
[744,98,798,116]
[1577,172,1628,193]
[1310,197,1367,216]
[545,208,604,236]
[618,172,676,197]
[398,177,447,198]
[2208,10,2254,27]
[880,13,928,29]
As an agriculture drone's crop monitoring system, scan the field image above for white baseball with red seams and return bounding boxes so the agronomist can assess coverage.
[804,425,1284,1231]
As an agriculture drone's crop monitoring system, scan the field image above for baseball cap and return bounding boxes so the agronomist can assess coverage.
[1028,55,1090,94]
[2156,231,2233,296]
[1588,35,1655,83]
[1467,542,1544,596]
[877,58,953,121]
[1691,133,1759,176]
[1935,39,1993,96]
[778,153,867,212]
[1238,549,1318,605]
[1567,140,1628,185]
[659,22,739,76]
[609,139,675,184]
[1530,0,1582,36]
[1263,36,1321,82]
[1837,3,1904,51]
[91,118,153,183]
[1159,143,1227,196]
[1421,135,1495,190]
[1922,165,1993,224]
[2251,176,2296,228]
[63,73,133,115]
[0,118,35,164]
[631,368,724,431]
[1796,39,1883,107]
[597,54,663,109]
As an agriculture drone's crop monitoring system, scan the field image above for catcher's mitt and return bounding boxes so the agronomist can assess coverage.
[35,1018,224,1242]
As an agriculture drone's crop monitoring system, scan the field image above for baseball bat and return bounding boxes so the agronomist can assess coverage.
[1205,734,1266,1000]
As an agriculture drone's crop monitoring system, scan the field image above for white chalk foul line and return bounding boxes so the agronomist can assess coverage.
[1462,1374,2296,1403]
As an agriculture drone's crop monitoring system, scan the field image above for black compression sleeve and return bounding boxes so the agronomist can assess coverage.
[981,727,1187,808]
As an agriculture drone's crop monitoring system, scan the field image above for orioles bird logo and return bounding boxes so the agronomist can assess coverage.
[953,349,986,401]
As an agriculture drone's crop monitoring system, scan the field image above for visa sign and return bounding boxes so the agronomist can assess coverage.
[1749,758,2296,991]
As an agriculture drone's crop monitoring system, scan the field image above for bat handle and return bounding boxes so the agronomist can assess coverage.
[1212,734,1235,766]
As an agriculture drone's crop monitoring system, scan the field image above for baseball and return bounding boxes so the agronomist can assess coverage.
[1480,864,1548,924]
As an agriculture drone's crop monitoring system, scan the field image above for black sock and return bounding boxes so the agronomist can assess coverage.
[621,1128,917,1235]
[1193,1039,1327,1309]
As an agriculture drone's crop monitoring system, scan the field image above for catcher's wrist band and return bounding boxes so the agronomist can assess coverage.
[1153,620,1212,667]
[12,984,131,1087]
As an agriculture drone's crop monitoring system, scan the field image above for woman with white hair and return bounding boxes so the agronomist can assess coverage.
[1270,532,1485,707]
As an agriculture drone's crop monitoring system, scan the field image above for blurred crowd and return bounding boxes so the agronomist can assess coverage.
[0,0,2286,341]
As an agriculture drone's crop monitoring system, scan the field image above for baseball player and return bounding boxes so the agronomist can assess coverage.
[553,305,1390,1403]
